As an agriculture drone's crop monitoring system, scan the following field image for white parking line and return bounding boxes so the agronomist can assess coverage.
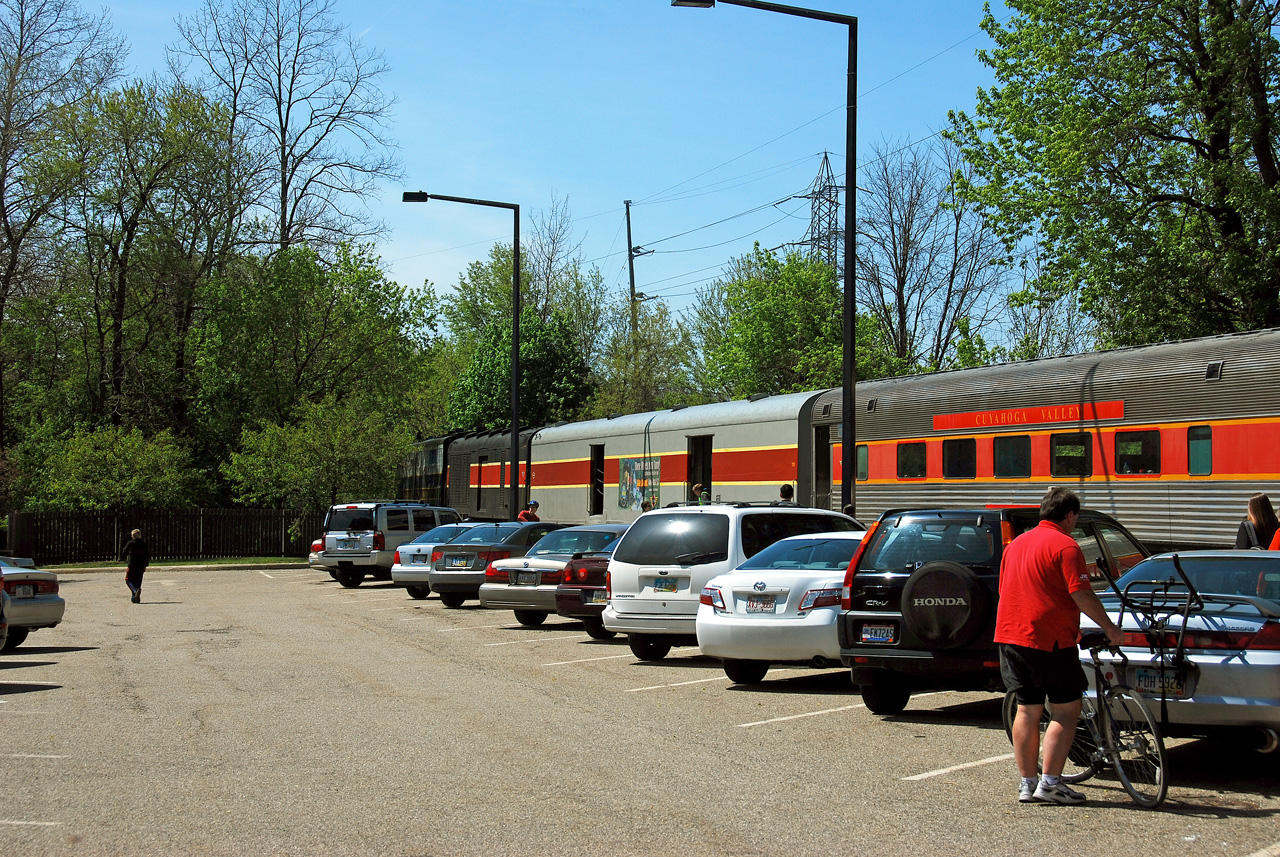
[4,754,68,758]
[737,703,865,728]
[399,617,429,622]
[543,653,633,666]
[0,681,59,687]
[1243,842,1280,857]
[625,676,729,692]
[436,624,509,633]
[259,571,275,579]
[370,607,410,612]
[485,635,590,648]
[902,753,1015,781]
[0,820,61,826]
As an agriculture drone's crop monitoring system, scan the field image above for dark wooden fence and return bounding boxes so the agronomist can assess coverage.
[6,509,326,565]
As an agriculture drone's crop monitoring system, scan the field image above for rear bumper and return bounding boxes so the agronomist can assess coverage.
[479,584,558,611]
[841,645,1002,690]
[314,551,376,569]
[697,606,840,661]
[429,570,483,595]
[391,564,432,585]
[556,586,607,619]
[7,595,65,630]
[602,605,695,636]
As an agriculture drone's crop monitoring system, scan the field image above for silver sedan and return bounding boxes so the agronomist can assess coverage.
[2,557,65,650]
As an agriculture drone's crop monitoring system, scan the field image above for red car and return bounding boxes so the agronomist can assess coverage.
[555,545,618,640]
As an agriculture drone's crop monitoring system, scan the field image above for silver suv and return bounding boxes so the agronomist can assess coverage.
[603,503,861,660]
[313,501,461,588]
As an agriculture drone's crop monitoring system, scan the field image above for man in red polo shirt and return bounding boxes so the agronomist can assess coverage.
[996,487,1123,805]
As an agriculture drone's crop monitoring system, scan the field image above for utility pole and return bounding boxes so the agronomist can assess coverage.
[625,200,639,364]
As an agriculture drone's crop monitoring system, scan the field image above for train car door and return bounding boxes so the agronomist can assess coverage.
[687,435,713,500]
[813,425,831,510]
[475,455,487,513]
[589,444,605,516]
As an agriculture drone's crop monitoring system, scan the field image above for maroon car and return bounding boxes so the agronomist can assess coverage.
[555,545,618,640]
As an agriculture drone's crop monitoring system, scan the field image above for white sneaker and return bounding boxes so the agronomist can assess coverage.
[1033,781,1086,804]
[1018,779,1039,802]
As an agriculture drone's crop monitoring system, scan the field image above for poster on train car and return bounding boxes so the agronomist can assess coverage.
[619,457,660,510]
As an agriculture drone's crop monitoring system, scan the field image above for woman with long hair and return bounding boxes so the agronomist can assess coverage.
[1235,493,1279,549]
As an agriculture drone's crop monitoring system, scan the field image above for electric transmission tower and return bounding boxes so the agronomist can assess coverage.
[800,151,843,283]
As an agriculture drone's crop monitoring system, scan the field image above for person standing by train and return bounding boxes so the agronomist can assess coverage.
[121,528,150,603]
[1235,493,1278,549]
[517,500,540,522]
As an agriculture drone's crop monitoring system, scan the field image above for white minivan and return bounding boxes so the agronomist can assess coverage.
[602,503,861,660]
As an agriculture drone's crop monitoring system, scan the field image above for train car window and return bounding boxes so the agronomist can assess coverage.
[1049,432,1093,478]
[1115,430,1160,475]
[993,435,1031,478]
[942,438,977,479]
[1188,425,1212,475]
[897,442,926,479]
[855,444,868,482]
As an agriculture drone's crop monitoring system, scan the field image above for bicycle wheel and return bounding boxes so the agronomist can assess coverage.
[1001,691,1097,784]
[1102,687,1167,808]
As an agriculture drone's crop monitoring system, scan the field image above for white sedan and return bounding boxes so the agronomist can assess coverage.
[1,557,65,650]
[696,529,866,684]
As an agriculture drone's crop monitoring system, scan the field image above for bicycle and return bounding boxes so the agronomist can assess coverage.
[1001,631,1168,807]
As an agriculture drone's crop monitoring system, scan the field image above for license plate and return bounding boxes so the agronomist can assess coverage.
[339,539,360,550]
[516,571,538,585]
[411,555,426,564]
[745,594,776,614]
[588,590,608,604]
[14,584,33,599]
[861,623,895,644]
[653,577,677,593]
[447,556,469,568]
[1135,668,1185,697]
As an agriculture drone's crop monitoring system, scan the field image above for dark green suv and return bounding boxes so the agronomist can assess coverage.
[837,506,1148,714]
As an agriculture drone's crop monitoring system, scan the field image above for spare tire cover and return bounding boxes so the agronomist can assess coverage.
[901,561,990,649]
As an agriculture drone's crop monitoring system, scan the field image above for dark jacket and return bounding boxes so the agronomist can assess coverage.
[1236,520,1278,550]
[121,537,150,569]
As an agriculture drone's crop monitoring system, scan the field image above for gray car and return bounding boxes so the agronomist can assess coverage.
[1,557,65,650]
[479,524,628,625]
[390,522,486,599]
[312,501,462,588]
[428,522,567,608]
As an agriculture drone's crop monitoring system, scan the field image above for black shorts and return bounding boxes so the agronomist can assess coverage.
[999,642,1087,706]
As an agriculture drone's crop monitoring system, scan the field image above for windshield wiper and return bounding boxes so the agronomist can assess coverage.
[674,550,728,566]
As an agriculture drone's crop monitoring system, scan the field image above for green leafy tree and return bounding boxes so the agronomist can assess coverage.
[589,294,694,417]
[697,246,844,398]
[223,396,413,508]
[446,308,594,432]
[22,425,206,510]
[949,0,1280,345]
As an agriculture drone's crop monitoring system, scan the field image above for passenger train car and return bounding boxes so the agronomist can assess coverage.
[399,328,1280,550]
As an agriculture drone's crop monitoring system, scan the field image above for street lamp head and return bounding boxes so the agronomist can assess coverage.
[402,191,431,202]
[671,0,715,6]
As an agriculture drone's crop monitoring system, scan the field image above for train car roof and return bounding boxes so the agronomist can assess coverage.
[532,390,825,444]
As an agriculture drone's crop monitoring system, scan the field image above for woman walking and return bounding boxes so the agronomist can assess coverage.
[1235,494,1279,550]
[121,528,150,603]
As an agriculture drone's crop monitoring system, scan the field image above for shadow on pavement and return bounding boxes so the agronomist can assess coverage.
[726,669,853,696]
[0,681,61,695]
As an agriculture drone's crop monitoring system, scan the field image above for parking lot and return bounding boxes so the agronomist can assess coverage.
[3,566,1279,857]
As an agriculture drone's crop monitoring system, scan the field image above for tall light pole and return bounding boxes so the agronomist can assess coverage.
[402,191,523,519]
[672,0,857,511]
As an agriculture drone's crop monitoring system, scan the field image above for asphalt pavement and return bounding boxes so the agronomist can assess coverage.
[2,567,1278,856]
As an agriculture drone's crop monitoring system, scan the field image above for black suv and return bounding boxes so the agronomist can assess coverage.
[837,506,1149,714]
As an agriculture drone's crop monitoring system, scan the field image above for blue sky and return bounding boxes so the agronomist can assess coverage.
[114,1,1005,315]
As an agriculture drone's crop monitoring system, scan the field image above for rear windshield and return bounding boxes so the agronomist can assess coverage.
[1118,555,1280,600]
[410,525,470,545]
[528,529,623,557]
[737,536,862,571]
[451,524,520,545]
[858,517,999,573]
[613,514,730,565]
[740,513,860,559]
[325,509,374,532]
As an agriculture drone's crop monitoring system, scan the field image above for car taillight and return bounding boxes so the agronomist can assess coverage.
[842,520,880,609]
[798,588,841,612]
[477,550,512,564]
[393,551,401,565]
[1122,624,1280,651]
[311,539,323,553]
[3,579,58,596]
[1000,520,1016,547]
[484,563,507,582]
[700,586,725,610]
[372,531,385,551]
[431,549,444,563]
[540,570,561,585]
[605,570,611,597]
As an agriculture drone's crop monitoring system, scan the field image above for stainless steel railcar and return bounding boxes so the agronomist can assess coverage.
[404,328,1280,549]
